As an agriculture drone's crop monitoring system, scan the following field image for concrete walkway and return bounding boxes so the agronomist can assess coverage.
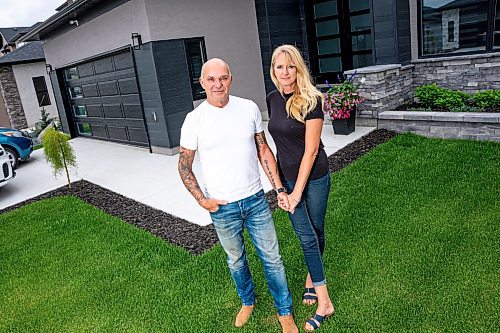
[0,122,375,226]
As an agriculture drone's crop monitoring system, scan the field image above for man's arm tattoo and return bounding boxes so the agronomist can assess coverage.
[263,159,277,189]
[254,132,267,153]
[178,148,205,203]
[255,132,278,189]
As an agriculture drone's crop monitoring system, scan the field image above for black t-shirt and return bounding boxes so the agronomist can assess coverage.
[266,90,329,181]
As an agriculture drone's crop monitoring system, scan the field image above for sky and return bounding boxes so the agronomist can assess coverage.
[0,0,63,27]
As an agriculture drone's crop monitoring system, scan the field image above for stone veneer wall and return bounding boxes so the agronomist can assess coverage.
[0,65,27,129]
[344,64,414,126]
[412,53,500,93]
[378,111,500,142]
[341,53,500,127]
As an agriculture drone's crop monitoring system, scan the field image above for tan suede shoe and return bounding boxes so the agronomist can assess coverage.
[278,314,299,333]
[234,305,254,327]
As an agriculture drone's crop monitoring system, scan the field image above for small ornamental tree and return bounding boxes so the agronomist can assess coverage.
[42,128,77,189]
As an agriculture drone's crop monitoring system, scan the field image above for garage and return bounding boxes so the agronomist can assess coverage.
[63,50,148,146]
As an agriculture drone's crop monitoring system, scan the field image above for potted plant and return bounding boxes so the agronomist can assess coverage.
[323,74,365,135]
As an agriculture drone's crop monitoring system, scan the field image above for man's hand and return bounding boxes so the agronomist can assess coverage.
[277,192,290,211]
[200,197,228,213]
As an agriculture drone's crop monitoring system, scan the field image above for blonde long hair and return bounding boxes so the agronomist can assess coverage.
[270,45,323,123]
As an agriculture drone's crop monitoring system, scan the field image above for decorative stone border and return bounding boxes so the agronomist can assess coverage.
[378,111,500,142]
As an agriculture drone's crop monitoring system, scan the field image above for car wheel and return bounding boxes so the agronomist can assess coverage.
[4,147,19,169]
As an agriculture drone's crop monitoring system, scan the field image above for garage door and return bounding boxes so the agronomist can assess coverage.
[63,50,148,146]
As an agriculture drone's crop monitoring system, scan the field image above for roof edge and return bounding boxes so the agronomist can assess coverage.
[19,0,92,42]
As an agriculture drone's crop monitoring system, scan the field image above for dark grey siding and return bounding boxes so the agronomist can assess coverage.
[134,40,193,149]
[372,0,411,65]
[152,40,193,148]
[254,0,308,93]
[134,43,170,147]
[396,0,411,64]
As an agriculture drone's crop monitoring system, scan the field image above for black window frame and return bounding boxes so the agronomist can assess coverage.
[418,0,499,58]
[32,76,51,107]
[304,0,374,84]
[184,37,207,100]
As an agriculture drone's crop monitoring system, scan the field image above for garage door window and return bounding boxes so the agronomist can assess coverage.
[65,67,79,80]
[73,105,87,117]
[77,123,92,135]
[69,86,83,98]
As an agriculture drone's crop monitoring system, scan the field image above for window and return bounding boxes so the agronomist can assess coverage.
[420,0,499,56]
[32,76,51,107]
[69,86,83,98]
[306,0,374,83]
[185,38,207,100]
[65,67,79,80]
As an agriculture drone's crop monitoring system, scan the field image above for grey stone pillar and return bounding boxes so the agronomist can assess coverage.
[0,65,28,129]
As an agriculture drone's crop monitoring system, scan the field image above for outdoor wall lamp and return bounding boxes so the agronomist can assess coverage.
[131,33,142,50]
[45,64,53,75]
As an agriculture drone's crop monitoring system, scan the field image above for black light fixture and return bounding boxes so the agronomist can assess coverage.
[45,63,53,75]
[131,33,142,50]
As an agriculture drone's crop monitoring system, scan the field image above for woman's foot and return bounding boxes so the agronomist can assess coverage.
[303,274,317,306]
[303,304,335,332]
[302,287,317,306]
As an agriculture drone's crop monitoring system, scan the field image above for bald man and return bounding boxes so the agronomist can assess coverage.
[178,58,298,332]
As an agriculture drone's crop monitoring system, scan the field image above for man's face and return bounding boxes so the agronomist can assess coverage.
[199,61,232,107]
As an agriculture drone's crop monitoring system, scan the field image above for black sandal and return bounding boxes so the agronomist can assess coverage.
[302,287,317,305]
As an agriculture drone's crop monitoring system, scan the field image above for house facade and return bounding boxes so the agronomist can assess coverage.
[20,0,500,153]
[0,41,57,128]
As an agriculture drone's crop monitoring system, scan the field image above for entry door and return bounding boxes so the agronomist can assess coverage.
[63,50,148,146]
[306,0,374,83]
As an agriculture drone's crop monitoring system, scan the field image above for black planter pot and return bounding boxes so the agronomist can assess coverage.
[332,109,356,135]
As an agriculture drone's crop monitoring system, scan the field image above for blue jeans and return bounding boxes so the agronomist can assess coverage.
[209,190,293,316]
[283,173,331,287]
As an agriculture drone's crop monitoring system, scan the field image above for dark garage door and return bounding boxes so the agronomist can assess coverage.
[63,50,148,146]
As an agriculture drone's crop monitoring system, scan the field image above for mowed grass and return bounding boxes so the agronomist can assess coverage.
[0,133,498,332]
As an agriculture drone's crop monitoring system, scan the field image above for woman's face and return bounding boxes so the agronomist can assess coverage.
[273,52,297,92]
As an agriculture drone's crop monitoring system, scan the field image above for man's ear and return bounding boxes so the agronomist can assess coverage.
[199,77,204,89]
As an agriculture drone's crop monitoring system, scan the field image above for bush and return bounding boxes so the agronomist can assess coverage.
[435,89,468,110]
[415,84,444,108]
[471,90,500,109]
[415,84,468,110]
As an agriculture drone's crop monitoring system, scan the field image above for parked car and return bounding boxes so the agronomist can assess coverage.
[0,145,15,187]
[0,127,33,169]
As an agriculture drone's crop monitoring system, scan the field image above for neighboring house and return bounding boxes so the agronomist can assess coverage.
[18,0,500,153]
[0,41,57,128]
[0,27,29,55]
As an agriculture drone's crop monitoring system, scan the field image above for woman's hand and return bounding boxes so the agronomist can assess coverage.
[288,191,301,214]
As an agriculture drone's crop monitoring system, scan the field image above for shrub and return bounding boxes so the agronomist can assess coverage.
[471,90,500,109]
[415,84,444,108]
[415,84,468,110]
[434,89,468,110]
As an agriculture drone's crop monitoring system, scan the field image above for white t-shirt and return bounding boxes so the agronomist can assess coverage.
[180,95,264,202]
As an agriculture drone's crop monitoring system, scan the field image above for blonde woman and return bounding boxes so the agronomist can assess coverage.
[266,45,335,332]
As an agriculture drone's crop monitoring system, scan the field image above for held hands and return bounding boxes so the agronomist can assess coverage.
[200,197,228,212]
[277,192,301,214]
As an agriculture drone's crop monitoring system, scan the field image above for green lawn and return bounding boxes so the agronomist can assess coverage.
[1,133,498,332]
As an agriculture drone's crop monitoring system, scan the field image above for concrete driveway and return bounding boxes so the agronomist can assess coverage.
[0,123,374,226]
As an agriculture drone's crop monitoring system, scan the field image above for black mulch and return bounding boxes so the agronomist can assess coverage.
[0,129,397,255]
